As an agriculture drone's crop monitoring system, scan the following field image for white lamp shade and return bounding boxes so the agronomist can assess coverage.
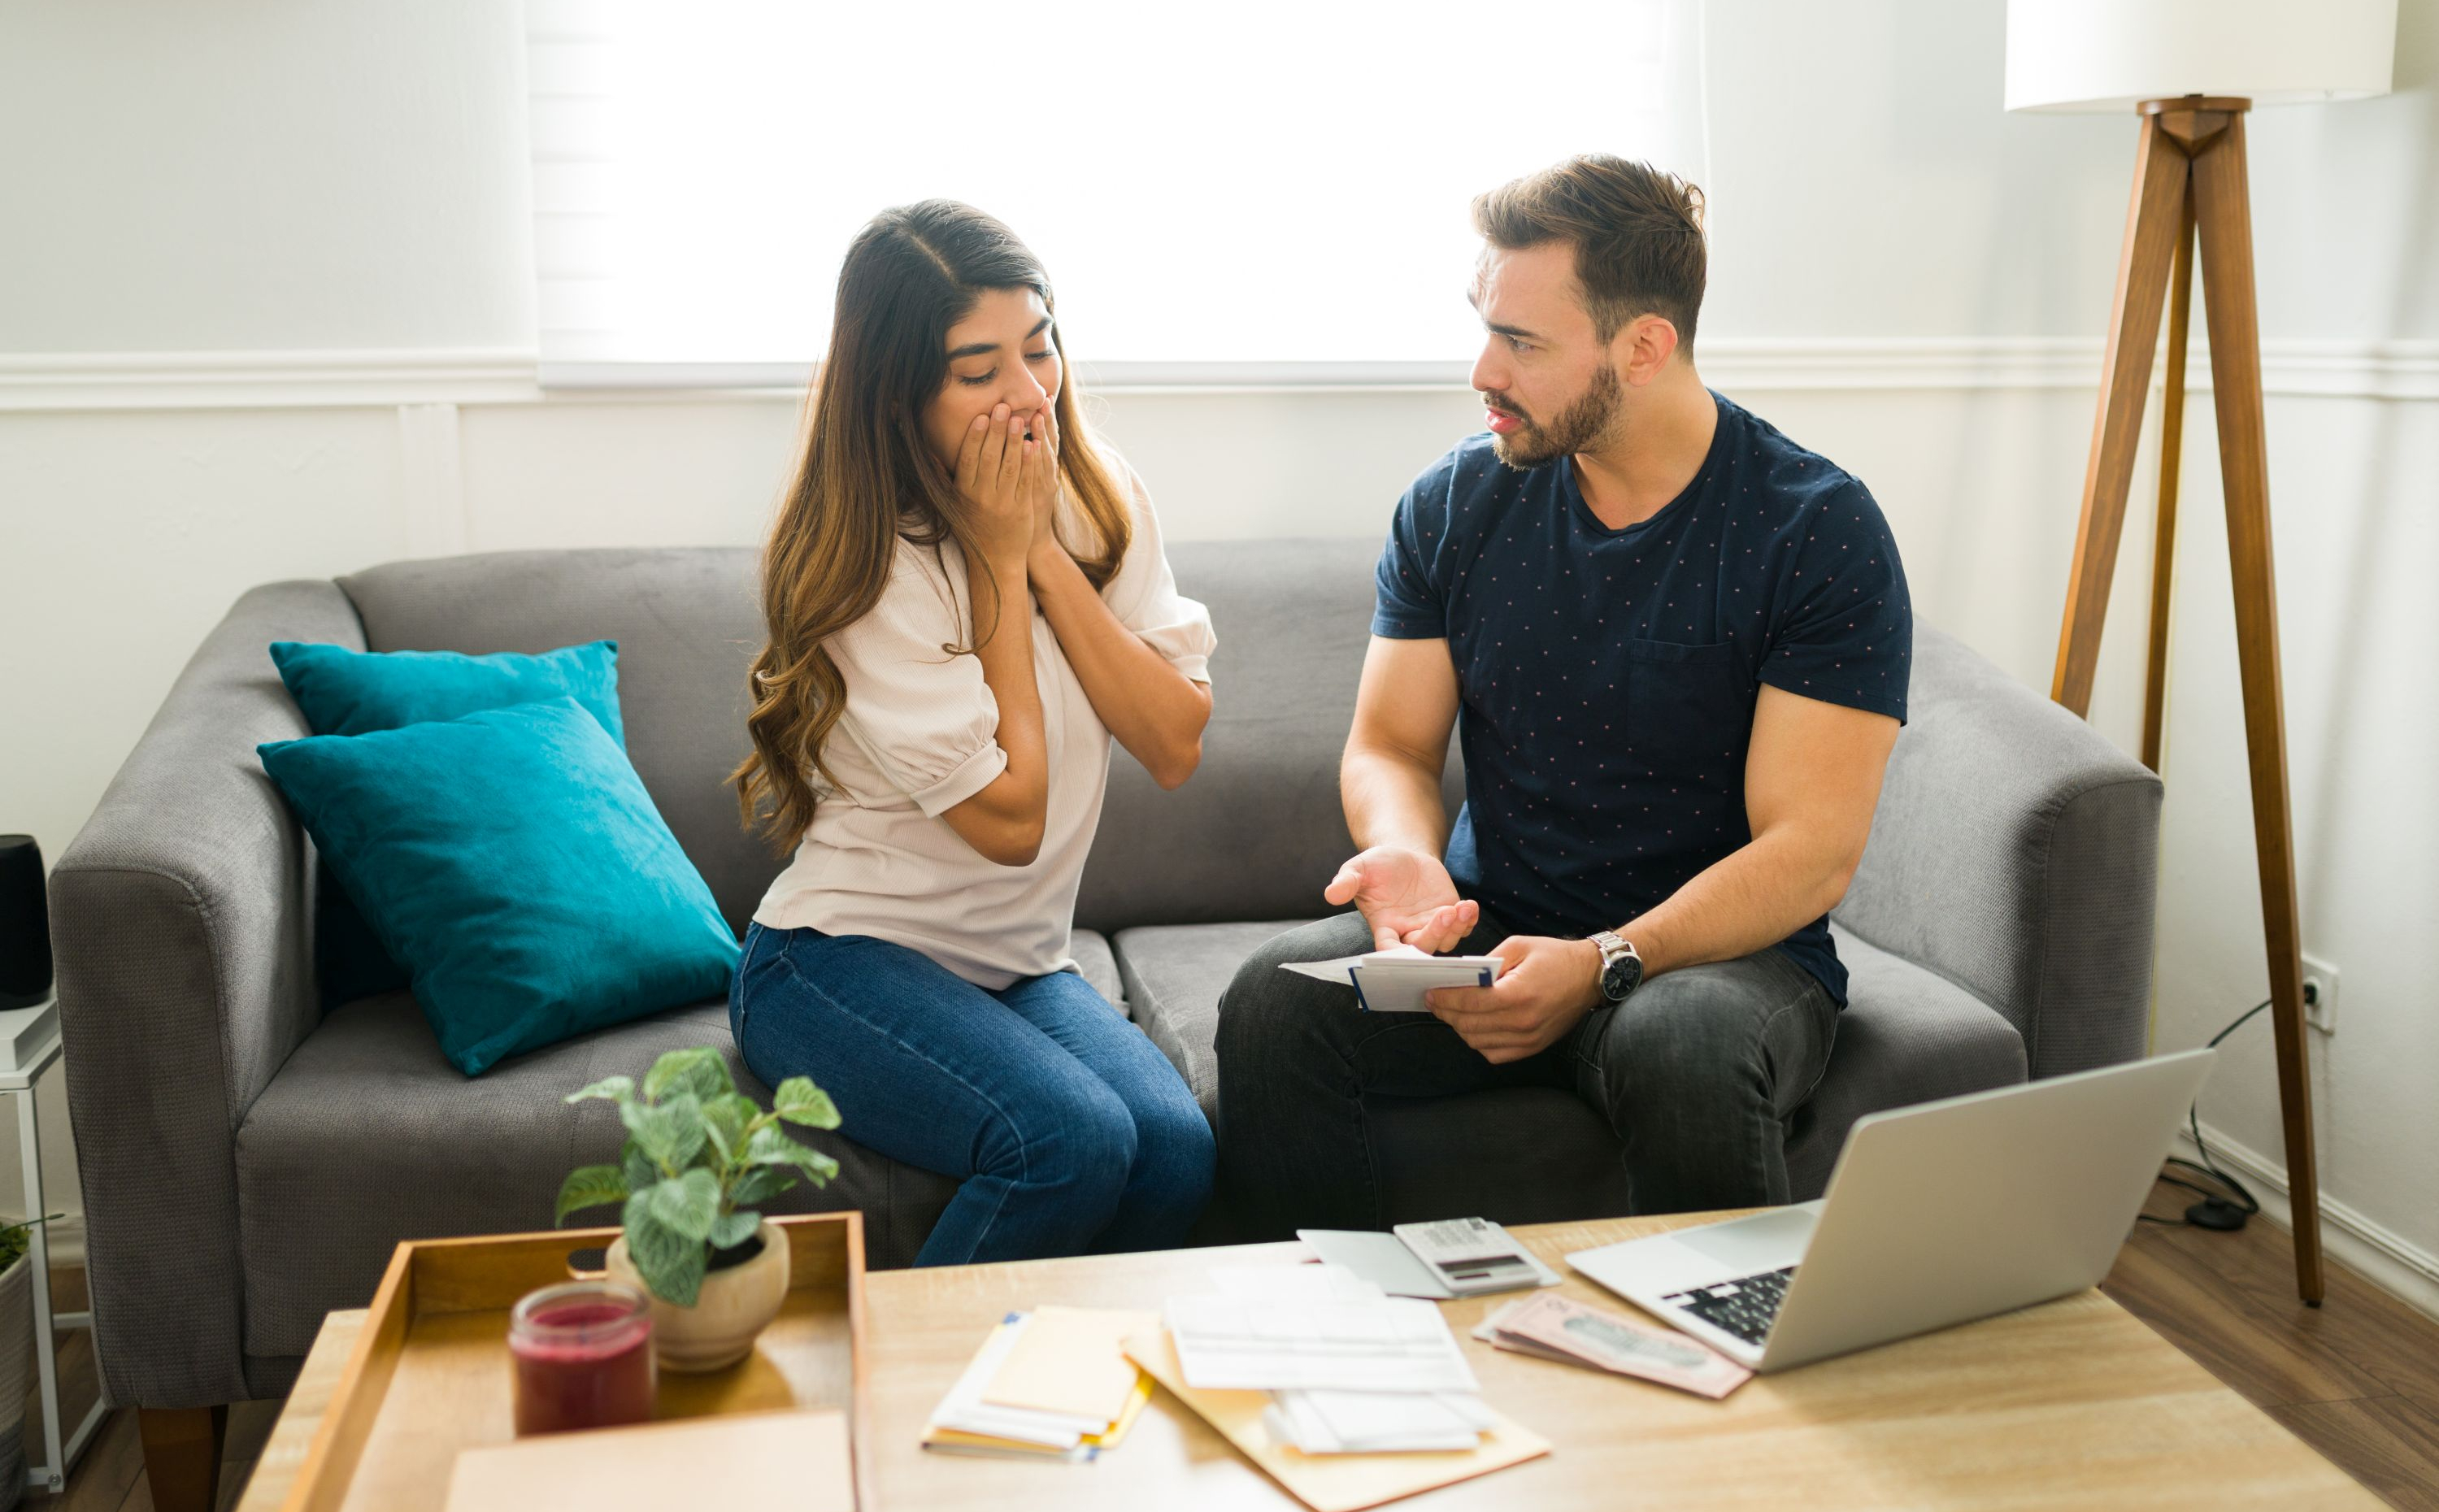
[2006,0,2397,112]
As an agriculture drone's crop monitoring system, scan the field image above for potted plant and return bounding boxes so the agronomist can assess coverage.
[0,1215,59,1512]
[554,1045,841,1371]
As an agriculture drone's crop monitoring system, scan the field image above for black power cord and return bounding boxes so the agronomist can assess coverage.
[2137,996,2281,1232]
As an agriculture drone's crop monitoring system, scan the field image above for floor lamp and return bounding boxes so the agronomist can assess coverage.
[2006,1,2398,1306]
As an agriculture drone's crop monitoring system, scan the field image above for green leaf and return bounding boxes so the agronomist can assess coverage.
[747,1124,840,1187]
[624,1092,706,1171]
[624,1191,705,1307]
[772,1076,841,1131]
[564,1074,635,1106]
[553,1164,628,1227]
[620,1138,659,1196]
[644,1046,733,1106]
[709,1210,761,1250]
[702,1093,759,1167]
[647,1168,720,1243]
[728,1166,796,1208]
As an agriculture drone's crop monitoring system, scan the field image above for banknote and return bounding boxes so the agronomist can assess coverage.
[1470,1299,1580,1364]
[1481,1293,1752,1399]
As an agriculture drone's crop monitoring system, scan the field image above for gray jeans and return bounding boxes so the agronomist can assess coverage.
[1213,910,1838,1239]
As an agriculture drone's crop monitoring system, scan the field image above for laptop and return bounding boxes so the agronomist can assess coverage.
[1565,1049,2215,1372]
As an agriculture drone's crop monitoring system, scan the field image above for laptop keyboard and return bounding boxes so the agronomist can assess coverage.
[1660,1265,1796,1346]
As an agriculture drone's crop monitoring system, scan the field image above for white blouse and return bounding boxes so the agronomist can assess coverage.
[751,450,1215,989]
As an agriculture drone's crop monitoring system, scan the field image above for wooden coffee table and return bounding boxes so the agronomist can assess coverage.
[237,1211,2377,1511]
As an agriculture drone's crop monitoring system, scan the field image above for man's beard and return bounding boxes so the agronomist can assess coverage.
[1485,362,1623,470]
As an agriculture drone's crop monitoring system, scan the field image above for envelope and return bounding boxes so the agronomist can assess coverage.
[981,1305,1160,1423]
[1124,1327,1550,1512]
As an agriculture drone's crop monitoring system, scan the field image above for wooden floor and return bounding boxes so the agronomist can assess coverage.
[21,1177,2439,1510]
[20,1266,277,1512]
[2102,1180,2439,1510]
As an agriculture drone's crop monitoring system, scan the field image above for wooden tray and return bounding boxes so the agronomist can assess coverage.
[280,1211,869,1512]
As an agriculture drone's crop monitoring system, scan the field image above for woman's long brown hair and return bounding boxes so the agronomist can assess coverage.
[732,200,1134,854]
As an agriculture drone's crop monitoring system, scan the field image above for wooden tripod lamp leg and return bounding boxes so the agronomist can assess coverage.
[2053,114,2191,717]
[2141,185,2198,774]
[2189,114,2326,1305]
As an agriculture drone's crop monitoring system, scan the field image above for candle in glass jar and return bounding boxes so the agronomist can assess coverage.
[507,1280,656,1436]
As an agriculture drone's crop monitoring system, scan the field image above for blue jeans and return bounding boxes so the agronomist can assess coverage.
[729,923,1215,1266]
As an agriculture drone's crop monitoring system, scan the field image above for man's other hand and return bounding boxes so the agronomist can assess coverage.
[1424,935,1603,1064]
[1324,846,1480,953]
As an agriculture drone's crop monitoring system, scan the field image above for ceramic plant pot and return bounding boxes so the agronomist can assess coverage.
[606,1219,790,1372]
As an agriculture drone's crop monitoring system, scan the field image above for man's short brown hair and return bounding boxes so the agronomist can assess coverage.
[1472,154,1707,351]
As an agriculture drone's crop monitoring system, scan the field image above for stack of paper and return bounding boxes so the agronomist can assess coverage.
[1264,1388,1495,1454]
[1163,1264,1498,1456]
[1122,1321,1553,1510]
[922,1306,1159,1462]
[1472,1293,1753,1398]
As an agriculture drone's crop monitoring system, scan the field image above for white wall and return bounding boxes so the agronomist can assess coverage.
[2,0,2435,1314]
[0,0,536,352]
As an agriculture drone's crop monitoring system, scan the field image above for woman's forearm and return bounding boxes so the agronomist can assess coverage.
[1028,542,1210,789]
[940,552,1050,864]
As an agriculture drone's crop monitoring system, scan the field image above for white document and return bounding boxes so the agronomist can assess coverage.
[1207,1262,1387,1305]
[1264,1388,1492,1454]
[925,1312,1110,1449]
[1162,1293,1480,1393]
[1280,945,1506,1013]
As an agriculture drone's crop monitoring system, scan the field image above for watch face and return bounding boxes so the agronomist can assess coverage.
[1602,952,1642,1001]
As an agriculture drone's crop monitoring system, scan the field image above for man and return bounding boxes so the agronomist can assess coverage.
[1215,154,1911,1236]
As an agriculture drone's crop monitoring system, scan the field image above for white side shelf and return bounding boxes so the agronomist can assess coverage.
[0,1002,107,1491]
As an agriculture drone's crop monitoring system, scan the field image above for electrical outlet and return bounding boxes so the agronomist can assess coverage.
[2301,954,2339,1035]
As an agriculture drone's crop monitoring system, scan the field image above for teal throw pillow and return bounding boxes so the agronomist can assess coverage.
[257,697,738,1076]
[267,639,625,1006]
[268,639,624,744]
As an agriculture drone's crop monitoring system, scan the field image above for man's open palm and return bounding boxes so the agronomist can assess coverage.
[1324,846,1480,953]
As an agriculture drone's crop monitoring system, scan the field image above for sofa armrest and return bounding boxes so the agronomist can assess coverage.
[1832,623,2163,1080]
[50,580,363,1407]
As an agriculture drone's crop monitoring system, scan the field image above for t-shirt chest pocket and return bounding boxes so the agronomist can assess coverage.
[1622,639,1752,771]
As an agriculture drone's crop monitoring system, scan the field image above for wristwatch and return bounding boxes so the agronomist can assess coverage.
[1589,931,1644,1003]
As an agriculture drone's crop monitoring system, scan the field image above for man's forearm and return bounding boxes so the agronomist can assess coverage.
[1616,824,1857,978]
[1341,745,1450,858]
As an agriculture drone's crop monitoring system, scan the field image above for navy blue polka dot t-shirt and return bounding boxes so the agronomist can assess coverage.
[1372,391,1911,1006]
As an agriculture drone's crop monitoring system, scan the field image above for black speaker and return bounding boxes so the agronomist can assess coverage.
[0,835,51,1009]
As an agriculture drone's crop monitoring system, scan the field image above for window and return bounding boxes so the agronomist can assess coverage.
[524,1,1709,386]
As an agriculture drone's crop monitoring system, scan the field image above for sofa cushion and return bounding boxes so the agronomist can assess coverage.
[1076,540,1465,934]
[1112,919,1315,1117]
[233,994,930,1358]
[235,928,1126,1358]
[338,550,773,935]
[1784,924,2028,1197]
[1067,930,1124,1010]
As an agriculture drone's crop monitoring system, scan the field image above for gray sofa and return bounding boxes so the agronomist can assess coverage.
[51,538,2160,1430]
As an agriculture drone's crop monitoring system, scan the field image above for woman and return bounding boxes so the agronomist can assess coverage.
[729,200,1217,1266]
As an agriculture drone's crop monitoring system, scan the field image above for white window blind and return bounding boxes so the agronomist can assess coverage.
[524,1,1708,387]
